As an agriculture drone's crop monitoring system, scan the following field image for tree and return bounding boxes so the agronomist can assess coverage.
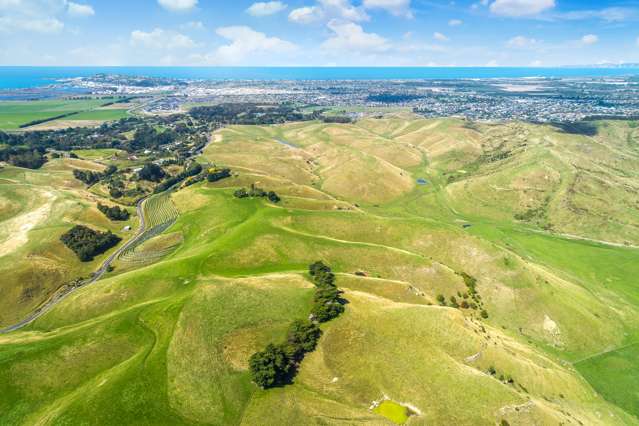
[285,320,322,360]
[248,344,291,388]
[436,294,446,306]
[138,163,165,182]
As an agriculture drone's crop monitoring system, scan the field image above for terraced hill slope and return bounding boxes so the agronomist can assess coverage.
[1,115,639,425]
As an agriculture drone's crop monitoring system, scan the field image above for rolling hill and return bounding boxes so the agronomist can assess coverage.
[1,115,638,425]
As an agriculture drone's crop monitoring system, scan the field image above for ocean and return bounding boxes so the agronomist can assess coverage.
[1,66,639,89]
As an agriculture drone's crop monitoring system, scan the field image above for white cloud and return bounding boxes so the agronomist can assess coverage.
[288,0,368,23]
[247,1,287,16]
[486,59,499,66]
[321,19,389,52]
[0,0,67,33]
[362,0,412,18]
[581,34,598,45]
[212,25,297,64]
[130,28,196,49]
[288,6,323,23]
[554,7,637,23]
[506,35,538,48]
[489,0,555,17]
[67,2,94,17]
[0,16,64,33]
[157,0,197,12]
[433,32,449,42]
[530,59,542,66]
[448,19,463,26]
[319,0,369,22]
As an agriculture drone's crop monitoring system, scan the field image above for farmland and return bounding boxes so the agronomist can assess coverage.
[0,98,131,130]
[1,115,639,424]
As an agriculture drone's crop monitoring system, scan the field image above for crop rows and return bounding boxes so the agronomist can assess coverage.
[118,192,180,265]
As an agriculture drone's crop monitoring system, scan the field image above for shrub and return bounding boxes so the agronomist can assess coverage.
[480,309,489,319]
[138,163,165,182]
[436,294,446,306]
[60,225,121,262]
[97,202,130,221]
[249,262,344,389]
[248,343,291,389]
[207,168,231,182]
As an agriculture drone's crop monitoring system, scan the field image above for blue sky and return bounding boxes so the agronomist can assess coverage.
[1,0,638,66]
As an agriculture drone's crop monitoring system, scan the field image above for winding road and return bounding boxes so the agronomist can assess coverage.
[0,196,150,334]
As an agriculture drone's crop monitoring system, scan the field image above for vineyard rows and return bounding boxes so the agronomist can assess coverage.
[118,192,180,265]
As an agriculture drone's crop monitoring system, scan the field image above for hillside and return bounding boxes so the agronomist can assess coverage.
[1,115,639,425]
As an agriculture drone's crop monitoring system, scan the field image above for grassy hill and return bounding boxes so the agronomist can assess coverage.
[1,116,639,424]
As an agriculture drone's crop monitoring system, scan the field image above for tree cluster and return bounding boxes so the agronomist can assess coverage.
[72,165,117,186]
[233,185,280,203]
[248,261,344,389]
[0,146,47,169]
[207,168,231,183]
[309,261,345,322]
[131,125,178,151]
[248,320,322,389]
[97,203,130,221]
[322,116,352,124]
[189,103,320,125]
[138,163,166,182]
[154,162,203,193]
[60,225,121,262]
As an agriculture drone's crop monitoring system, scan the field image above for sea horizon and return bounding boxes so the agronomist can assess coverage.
[2,66,639,89]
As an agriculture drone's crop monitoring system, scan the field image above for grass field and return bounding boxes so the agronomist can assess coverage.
[1,115,639,424]
[0,98,129,130]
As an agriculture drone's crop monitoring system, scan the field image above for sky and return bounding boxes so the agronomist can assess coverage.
[1,0,639,66]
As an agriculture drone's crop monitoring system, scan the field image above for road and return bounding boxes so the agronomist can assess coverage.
[0,196,149,334]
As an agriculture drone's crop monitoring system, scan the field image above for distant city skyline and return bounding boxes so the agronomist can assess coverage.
[1,0,639,66]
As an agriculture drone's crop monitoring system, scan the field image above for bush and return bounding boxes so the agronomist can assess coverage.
[138,163,165,182]
[207,168,231,182]
[97,202,130,221]
[436,294,446,306]
[248,343,291,389]
[60,225,121,261]
[233,184,281,203]
[248,262,343,389]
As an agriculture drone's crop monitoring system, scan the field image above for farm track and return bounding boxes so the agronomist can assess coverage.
[0,193,174,334]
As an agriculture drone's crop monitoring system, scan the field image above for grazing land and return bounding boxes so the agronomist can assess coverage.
[0,98,130,130]
[1,115,639,424]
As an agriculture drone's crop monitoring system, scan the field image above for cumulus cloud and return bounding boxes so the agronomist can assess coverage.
[433,32,449,42]
[448,19,463,26]
[362,0,412,18]
[211,25,297,64]
[67,2,94,17]
[157,0,197,12]
[246,1,287,16]
[320,0,368,21]
[130,28,196,49]
[0,0,68,33]
[581,34,598,45]
[489,0,555,17]
[321,20,389,52]
[288,6,323,23]
[506,35,538,48]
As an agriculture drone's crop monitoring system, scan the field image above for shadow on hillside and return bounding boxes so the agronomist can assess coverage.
[551,121,598,136]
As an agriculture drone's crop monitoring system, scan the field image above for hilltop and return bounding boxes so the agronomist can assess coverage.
[1,114,638,425]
